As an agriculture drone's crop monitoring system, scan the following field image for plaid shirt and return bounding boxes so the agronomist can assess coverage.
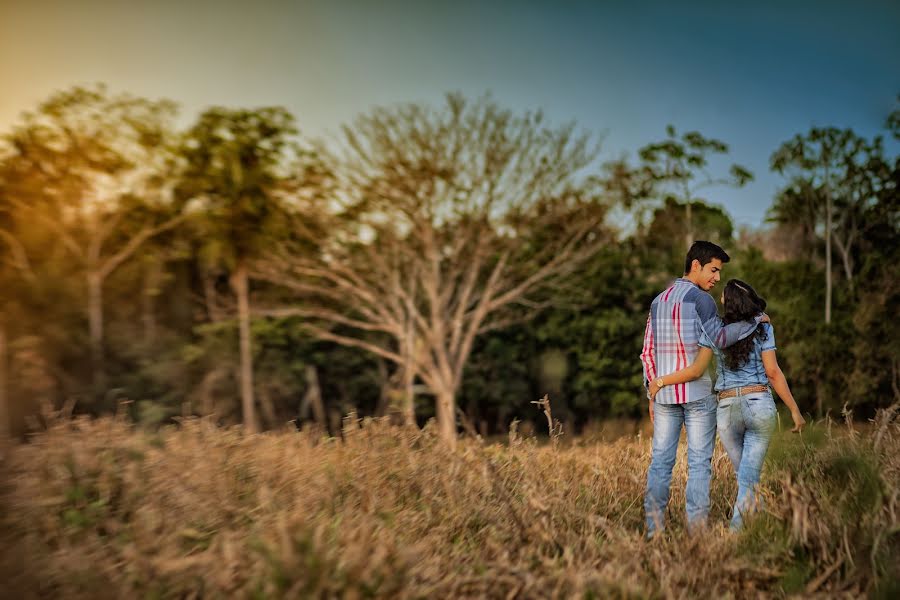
[640,278,759,405]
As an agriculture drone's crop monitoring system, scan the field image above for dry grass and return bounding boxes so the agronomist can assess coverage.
[1,407,898,599]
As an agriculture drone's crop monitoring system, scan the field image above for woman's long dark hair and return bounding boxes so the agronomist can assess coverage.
[721,279,768,370]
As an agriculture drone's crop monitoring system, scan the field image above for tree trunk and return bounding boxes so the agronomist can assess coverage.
[402,316,416,427]
[257,386,277,430]
[402,363,415,428]
[0,319,8,439]
[834,236,854,290]
[87,272,106,394]
[203,273,224,322]
[302,365,326,426]
[840,251,853,289]
[230,263,258,433]
[435,386,457,450]
[199,366,228,417]
[684,201,694,250]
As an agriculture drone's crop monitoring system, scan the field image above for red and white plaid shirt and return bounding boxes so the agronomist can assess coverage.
[640,278,759,404]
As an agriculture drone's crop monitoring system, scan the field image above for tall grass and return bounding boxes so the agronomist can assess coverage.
[1,407,897,598]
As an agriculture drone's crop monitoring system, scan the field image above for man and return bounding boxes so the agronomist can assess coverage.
[640,241,764,536]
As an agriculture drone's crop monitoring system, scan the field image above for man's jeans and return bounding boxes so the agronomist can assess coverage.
[717,391,777,530]
[645,394,717,536]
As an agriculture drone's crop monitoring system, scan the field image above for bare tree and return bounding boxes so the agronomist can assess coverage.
[1,86,185,395]
[258,94,612,448]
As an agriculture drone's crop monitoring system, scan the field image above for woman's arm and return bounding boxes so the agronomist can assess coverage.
[649,347,714,401]
[761,350,806,433]
[696,293,769,349]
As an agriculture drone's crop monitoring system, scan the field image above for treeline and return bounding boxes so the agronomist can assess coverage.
[0,86,897,444]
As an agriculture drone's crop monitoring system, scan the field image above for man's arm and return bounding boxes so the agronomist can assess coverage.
[695,293,762,349]
[639,312,657,390]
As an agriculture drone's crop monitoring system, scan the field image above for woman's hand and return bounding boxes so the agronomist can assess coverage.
[649,380,660,402]
[790,410,806,433]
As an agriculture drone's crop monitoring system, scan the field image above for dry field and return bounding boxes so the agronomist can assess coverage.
[1,407,898,599]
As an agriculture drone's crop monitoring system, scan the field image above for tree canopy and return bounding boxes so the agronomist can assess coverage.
[1,86,897,441]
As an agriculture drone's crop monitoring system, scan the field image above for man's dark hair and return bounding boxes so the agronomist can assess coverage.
[684,240,730,274]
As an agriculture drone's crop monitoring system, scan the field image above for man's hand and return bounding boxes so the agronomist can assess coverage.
[758,312,771,324]
[648,398,655,425]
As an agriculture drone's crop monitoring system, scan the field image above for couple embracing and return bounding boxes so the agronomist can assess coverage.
[640,241,806,536]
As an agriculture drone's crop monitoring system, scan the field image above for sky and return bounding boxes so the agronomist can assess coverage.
[1,0,898,229]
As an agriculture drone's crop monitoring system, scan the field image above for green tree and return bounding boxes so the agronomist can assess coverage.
[846,105,900,407]
[605,125,752,248]
[770,127,884,323]
[0,206,35,436]
[641,198,736,275]
[175,106,304,433]
[0,85,184,396]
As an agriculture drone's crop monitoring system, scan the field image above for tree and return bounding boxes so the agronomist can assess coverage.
[262,94,613,448]
[604,125,752,248]
[847,103,900,407]
[0,218,35,437]
[0,86,185,396]
[175,106,314,433]
[770,127,884,323]
[642,197,736,275]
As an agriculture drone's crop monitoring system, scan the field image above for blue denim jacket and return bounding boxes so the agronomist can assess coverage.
[701,323,776,391]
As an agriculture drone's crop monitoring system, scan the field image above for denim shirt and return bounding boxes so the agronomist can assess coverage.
[701,323,776,391]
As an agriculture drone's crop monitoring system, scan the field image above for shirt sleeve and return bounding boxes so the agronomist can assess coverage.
[698,326,715,349]
[695,292,758,349]
[639,311,656,389]
[760,323,777,352]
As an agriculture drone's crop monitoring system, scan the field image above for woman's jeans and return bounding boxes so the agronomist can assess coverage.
[717,391,777,530]
[644,394,717,536]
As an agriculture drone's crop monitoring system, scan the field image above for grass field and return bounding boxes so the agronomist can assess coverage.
[1,407,898,599]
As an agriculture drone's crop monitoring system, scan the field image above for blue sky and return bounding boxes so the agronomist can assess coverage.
[2,0,898,228]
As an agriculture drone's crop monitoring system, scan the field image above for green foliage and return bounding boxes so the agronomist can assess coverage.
[731,173,899,417]
[460,327,536,428]
[821,450,884,518]
[0,87,897,434]
[641,198,736,275]
[178,316,382,426]
[176,106,300,268]
[135,400,174,426]
[605,125,753,236]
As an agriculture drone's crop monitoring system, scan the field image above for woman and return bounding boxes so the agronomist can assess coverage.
[649,279,805,530]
